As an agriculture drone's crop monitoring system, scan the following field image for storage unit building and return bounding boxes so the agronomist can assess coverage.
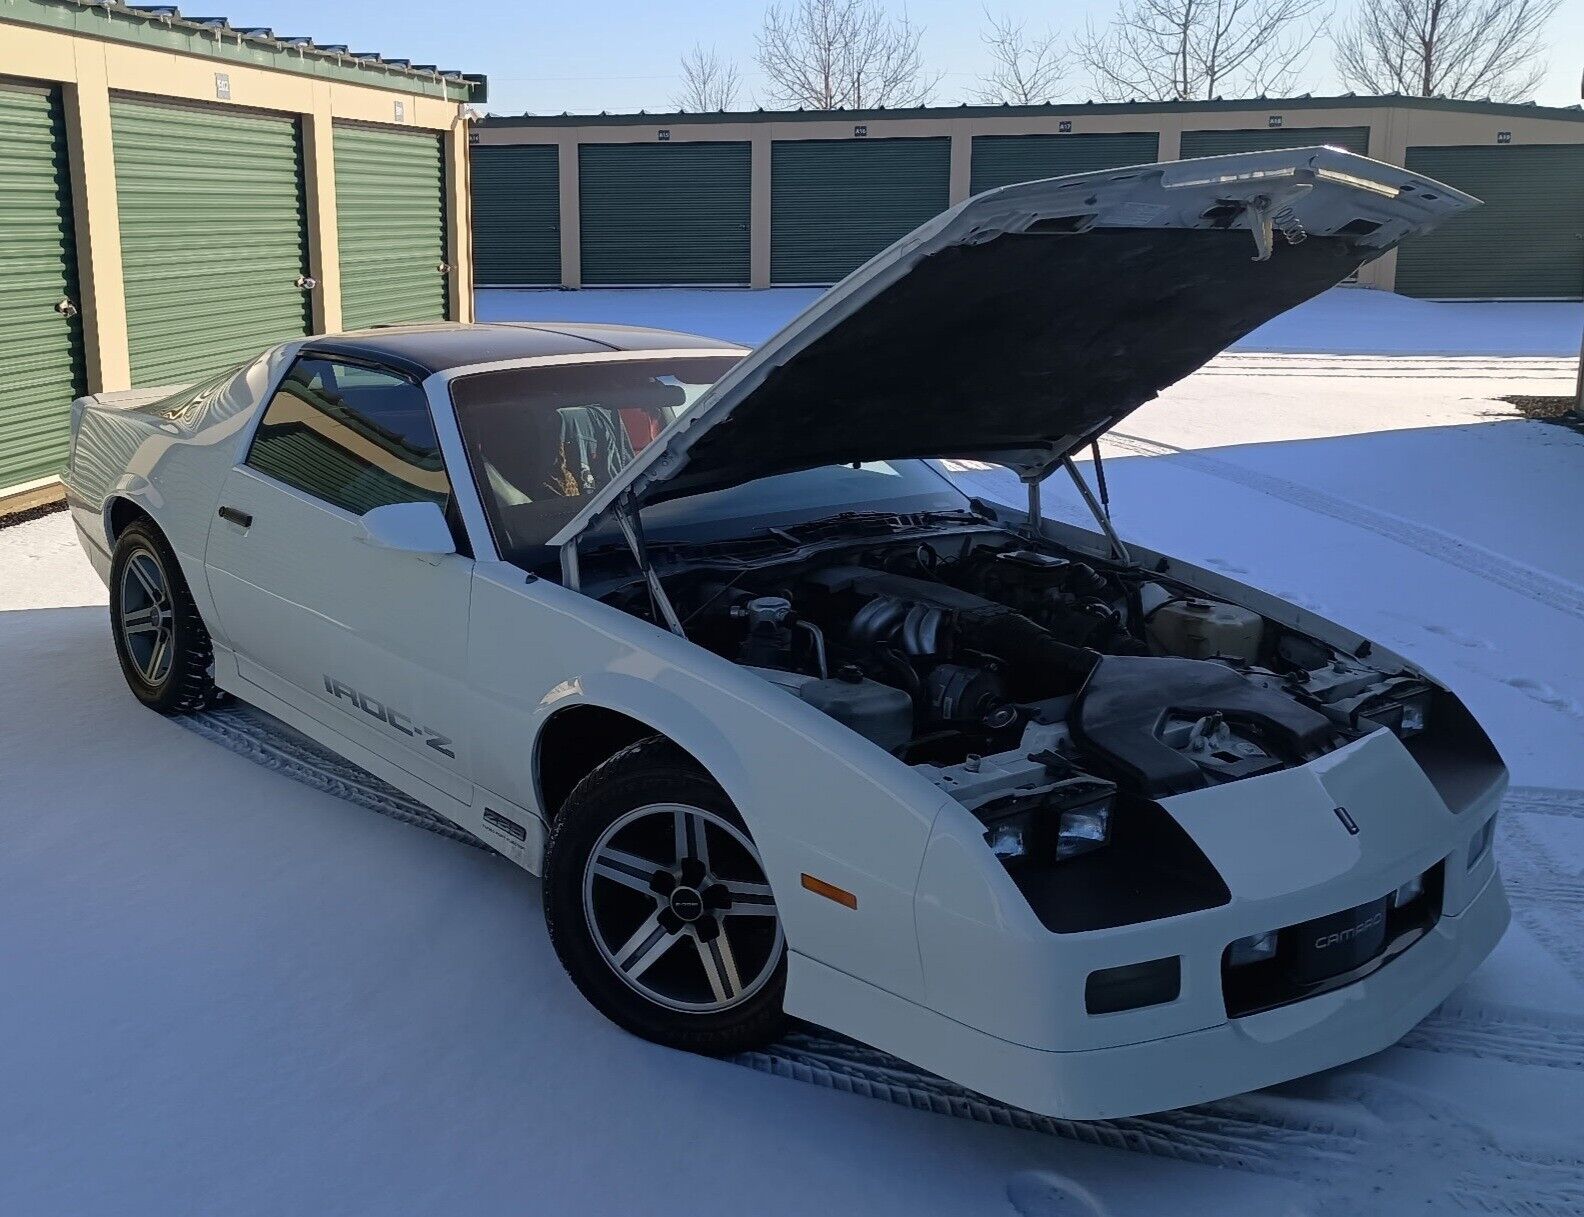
[579,141,752,285]
[1395,145,1584,299]
[969,132,1160,195]
[0,79,84,493]
[471,144,561,286]
[771,137,950,284]
[477,96,1583,297]
[0,0,483,511]
[1178,125,1370,158]
[334,123,450,329]
[110,96,312,386]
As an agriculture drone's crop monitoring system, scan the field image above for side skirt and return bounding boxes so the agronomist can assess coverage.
[211,651,547,874]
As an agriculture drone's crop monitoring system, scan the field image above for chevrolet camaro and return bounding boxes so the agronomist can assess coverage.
[64,147,1509,1118]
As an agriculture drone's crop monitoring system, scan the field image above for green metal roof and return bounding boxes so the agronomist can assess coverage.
[483,93,1583,128]
[6,0,486,103]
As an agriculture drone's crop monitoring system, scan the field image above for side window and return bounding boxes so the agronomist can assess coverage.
[246,356,451,517]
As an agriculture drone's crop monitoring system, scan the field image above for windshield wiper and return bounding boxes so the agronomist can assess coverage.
[793,507,991,533]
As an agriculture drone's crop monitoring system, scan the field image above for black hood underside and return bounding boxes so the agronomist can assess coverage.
[660,228,1364,500]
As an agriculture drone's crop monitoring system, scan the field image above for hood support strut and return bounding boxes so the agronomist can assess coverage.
[613,493,687,638]
[1063,455,1132,566]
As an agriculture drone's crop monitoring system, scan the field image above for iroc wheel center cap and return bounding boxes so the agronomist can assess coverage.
[669,885,705,922]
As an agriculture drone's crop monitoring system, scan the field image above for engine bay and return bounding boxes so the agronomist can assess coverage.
[600,521,1439,814]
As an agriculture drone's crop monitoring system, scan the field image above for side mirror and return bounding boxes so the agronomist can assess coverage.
[354,501,456,558]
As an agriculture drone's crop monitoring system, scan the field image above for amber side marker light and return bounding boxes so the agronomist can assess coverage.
[801,873,858,909]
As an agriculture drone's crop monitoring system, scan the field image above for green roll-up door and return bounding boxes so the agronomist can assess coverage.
[471,144,560,285]
[111,95,310,386]
[772,138,951,284]
[1179,127,1370,158]
[970,132,1160,195]
[1396,145,1584,299]
[579,142,751,285]
[0,81,84,492]
[335,123,448,329]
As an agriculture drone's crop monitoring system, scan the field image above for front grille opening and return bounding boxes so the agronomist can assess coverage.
[1221,863,1445,1019]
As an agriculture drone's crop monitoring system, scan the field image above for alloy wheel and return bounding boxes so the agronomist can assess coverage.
[581,802,783,1013]
[118,547,175,686]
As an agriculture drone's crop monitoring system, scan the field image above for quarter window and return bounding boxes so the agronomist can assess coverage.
[246,355,450,516]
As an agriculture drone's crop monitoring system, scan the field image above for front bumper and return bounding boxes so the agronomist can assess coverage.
[787,864,1509,1120]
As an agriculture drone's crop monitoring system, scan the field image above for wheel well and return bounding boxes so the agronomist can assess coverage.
[535,705,666,819]
[106,497,154,544]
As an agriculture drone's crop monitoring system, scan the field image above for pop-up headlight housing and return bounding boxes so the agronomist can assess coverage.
[1349,678,1435,740]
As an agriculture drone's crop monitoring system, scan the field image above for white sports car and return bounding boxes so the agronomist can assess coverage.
[65,147,1509,1119]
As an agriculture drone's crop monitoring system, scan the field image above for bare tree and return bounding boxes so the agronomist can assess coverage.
[756,0,942,110]
[971,8,1070,104]
[1334,0,1561,102]
[1077,0,1330,102]
[673,44,743,112]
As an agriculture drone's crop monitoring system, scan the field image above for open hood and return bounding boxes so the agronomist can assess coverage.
[551,147,1475,549]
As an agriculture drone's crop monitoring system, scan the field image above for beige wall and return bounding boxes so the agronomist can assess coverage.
[1,21,475,395]
[478,102,1584,291]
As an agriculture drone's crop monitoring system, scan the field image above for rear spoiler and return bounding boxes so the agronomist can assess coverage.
[72,384,194,414]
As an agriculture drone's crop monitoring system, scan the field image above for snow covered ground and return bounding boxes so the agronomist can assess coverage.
[478,285,1584,357]
[5,292,1584,1215]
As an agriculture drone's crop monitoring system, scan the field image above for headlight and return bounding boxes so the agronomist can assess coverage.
[1390,874,1425,907]
[1057,804,1110,859]
[1356,681,1434,739]
[979,776,1115,866]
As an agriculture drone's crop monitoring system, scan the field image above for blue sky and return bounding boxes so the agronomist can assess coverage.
[218,0,1582,114]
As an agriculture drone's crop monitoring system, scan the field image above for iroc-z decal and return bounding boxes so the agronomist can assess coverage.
[323,676,455,758]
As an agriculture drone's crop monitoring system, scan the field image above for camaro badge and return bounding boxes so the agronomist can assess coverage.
[1333,806,1361,835]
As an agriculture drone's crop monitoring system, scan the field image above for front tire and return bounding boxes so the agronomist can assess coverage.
[109,519,221,715]
[544,737,787,1054]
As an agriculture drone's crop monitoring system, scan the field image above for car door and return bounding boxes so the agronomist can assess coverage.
[203,352,474,806]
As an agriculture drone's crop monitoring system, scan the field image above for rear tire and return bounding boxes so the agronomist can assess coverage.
[544,736,787,1054]
[109,519,222,715]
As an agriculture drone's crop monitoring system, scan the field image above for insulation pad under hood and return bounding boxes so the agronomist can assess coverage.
[550,147,1476,546]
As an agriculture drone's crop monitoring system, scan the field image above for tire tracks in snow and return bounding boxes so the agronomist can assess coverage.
[1505,786,1584,821]
[1501,789,1584,919]
[737,1032,1357,1179]
[1198,354,1575,381]
[736,1034,1584,1216]
[1106,431,1584,624]
[178,702,488,851]
[1498,792,1584,990]
[1402,1002,1584,1072]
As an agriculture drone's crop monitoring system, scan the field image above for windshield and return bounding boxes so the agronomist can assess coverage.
[450,355,968,570]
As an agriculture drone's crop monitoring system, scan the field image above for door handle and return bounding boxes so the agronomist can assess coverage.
[217,504,253,528]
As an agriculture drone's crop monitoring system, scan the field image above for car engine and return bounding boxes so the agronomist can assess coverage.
[595,519,1488,904]
[652,530,1436,769]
